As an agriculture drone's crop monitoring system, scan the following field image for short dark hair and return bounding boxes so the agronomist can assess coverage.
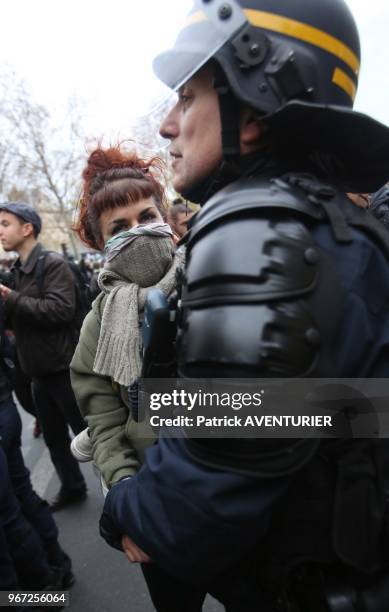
[168,201,190,223]
[0,202,42,236]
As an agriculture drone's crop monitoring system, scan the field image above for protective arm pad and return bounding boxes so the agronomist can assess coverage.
[179,211,342,378]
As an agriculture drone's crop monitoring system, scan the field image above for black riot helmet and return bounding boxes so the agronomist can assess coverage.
[154,0,389,192]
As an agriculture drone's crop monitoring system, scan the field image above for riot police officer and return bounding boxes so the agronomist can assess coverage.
[100,1,389,610]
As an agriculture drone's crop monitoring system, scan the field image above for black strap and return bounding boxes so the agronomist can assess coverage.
[284,173,389,255]
[318,198,354,243]
[213,65,241,158]
[284,174,353,243]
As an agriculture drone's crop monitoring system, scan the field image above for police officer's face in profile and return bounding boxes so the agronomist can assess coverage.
[159,65,223,194]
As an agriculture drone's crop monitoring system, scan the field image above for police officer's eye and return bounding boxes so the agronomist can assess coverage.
[178,89,192,106]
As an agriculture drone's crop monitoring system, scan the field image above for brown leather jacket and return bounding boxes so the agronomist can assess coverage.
[6,243,77,377]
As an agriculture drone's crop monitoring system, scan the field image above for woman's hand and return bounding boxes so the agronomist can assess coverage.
[121,534,151,563]
[172,232,180,245]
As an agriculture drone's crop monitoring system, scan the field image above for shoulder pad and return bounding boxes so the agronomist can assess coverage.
[189,175,325,244]
[189,174,389,259]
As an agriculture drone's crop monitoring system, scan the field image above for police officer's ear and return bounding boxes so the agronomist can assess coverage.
[239,107,265,154]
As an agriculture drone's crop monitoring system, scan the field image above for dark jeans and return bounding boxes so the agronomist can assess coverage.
[0,445,51,588]
[0,395,65,566]
[142,564,206,612]
[32,370,86,493]
[0,518,17,590]
[13,363,36,418]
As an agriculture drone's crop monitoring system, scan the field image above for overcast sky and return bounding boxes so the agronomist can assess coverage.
[0,0,388,139]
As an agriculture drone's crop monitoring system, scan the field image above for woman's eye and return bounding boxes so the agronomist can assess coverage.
[111,224,126,236]
[140,213,156,223]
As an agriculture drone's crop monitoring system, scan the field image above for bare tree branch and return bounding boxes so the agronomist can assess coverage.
[0,70,85,255]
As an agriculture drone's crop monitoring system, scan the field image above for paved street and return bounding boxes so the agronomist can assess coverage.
[20,405,223,612]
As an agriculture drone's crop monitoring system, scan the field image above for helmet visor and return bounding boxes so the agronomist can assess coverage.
[153,0,247,92]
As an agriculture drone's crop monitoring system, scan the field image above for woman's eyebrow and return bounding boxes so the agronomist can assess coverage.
[108,217,127,227]
[139,207,155,217]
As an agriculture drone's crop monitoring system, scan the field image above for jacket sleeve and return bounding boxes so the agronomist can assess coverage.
[6,255,75,327]
[100,436,290,583]
[70,308,141,486]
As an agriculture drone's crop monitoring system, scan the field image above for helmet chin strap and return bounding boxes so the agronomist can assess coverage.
[180,160,238,206]
[213,64,242,161]
[180,66,281,205]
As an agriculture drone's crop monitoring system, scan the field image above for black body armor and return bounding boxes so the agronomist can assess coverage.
[179,175,389,611]
[178,174,389,379]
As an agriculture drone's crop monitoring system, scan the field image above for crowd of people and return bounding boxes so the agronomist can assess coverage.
[0,162,195,604]
[1,0,389,610]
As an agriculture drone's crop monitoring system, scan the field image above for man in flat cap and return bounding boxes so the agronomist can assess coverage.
[0,202,87,511]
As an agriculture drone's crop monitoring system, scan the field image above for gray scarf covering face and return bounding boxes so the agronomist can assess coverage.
[93,225,183,386]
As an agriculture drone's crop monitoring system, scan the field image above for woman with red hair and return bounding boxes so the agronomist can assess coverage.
[74,146,169,251]
[71,144,179,473]
[70,146,203,611]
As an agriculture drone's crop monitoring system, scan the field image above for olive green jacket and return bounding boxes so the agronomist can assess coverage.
[70,296,154,488]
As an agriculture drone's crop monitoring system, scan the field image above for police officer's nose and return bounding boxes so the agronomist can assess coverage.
[159,107,179,141]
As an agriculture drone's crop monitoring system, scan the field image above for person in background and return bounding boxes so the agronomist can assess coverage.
[70,146,204,612]
[370,183,389,227]
[0,266,41,438]
[0,444,51,591]
[0,301,74,590]
[166,198,195,238]
[78,253,94,284]
[0,202,87,512]
[13,366,41,438]
[70,146,176,487]
[346,192,371,208]
[347,188,389,229]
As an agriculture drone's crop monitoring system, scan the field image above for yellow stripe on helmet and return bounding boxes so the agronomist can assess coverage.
[245,10,359,76]
[332,67,357,101]
[185,9,360,76]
